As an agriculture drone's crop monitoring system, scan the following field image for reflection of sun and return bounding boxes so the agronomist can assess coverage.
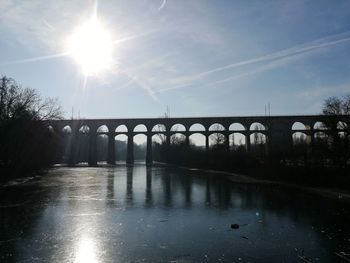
[66,17,114,76]
[74,236,98,263]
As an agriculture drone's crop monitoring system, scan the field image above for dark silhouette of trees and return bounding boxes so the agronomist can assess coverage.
[318,95,350,167]
[0,76,63,181]
[0,77,62,121]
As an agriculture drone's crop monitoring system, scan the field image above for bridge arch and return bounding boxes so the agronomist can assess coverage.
[76,125,90,163]
[115,134,128,162]
[79,125,90,134]
[337,121,347,130]
[96,133,108,162]
[152,124,166,133]
[313,121,327,130]
[189,123,205,132]
[292,122,308,130]
[249,122,266,131]
[170,133,186,145]
[250,132,267,145]
[249,132,268,158]
[292,132,309,145]
[189,133,206,148]
[229,123,245,131]
[133,134,147,161]
[46,125,54,133]
[97,125,109,133]
[229,132,246,151]
[152,133,166,144]
[116,125,128,132]
[170,124,186,132]
[209,132,226,148]
[134,124,147,132]
[62,125,72,134]
[314,131,328,140]
[151,133,167,162]
[209,123,225,131]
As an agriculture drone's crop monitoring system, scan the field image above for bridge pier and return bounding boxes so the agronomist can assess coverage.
[89,132,97,166]
[107,133,115,165]
[68,129,78,166]
[146,134,153,165]
[225,134,230,152]
[166,132,171,146]
[246,134,251,153]
[205,134,209,153]
[126,133,134,164]
[165,132,171,162]
[185,134,190,147]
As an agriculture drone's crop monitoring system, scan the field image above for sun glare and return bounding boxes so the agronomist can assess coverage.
[67,17,113,76]
[74,236,98,263]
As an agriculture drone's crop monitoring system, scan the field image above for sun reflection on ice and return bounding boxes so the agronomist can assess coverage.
[74,236,99,263]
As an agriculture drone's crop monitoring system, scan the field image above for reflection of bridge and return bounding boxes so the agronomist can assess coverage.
[47,115,350,166]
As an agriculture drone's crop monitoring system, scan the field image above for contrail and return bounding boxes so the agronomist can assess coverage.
[158,0,167,11]
[156,31,350,93]
[204,55,302,88]
[42,19,55,31]
[0,52,69,66]
[119,69,159,101]
[92,0,98,19]
[111,30,156,45]
[196,31,350,79]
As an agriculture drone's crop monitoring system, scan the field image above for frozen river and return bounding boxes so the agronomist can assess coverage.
[0,164,349,262]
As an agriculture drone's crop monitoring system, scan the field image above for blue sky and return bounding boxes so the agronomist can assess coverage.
[0,0,350,118]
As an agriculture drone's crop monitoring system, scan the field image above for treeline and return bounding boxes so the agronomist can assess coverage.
[152,134,349,189]
[0,76,62,182]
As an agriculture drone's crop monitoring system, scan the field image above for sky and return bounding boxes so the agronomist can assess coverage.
[0,0,350,119]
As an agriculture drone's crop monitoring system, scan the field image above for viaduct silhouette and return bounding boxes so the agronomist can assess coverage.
[47,115,350,166]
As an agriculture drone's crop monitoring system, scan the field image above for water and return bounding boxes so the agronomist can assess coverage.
[0,164,349,262]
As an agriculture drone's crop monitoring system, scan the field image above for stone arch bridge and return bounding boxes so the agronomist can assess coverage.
[47,115,350,166]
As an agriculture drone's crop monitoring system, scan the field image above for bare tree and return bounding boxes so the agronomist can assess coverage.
[171,133,186,145]
[252,125,265,145]
[154,106,170,144]
[0,76,63,121]
[322,95,350,115]
[210,124,226,146]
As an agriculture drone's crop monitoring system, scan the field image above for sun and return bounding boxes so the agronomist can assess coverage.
[66,17,114,76]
